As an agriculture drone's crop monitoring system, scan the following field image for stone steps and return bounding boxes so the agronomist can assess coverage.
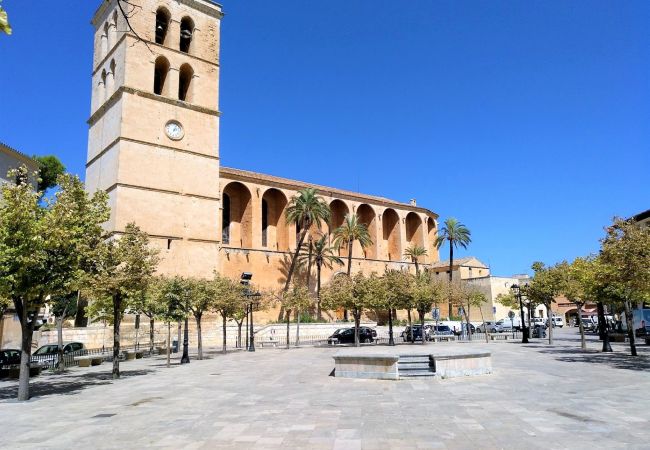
[398,354,435,378]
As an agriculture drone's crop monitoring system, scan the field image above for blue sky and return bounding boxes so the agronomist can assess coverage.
[0,1,648,276]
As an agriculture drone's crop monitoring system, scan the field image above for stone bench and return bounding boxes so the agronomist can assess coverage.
[74,355,105,367]
[432,352,492,379]
[260,339,278,348]
[333,353,399,380]
[489,334,510,341]
[430,335,456,342]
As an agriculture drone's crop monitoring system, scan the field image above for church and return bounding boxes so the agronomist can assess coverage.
[86,0,441,318]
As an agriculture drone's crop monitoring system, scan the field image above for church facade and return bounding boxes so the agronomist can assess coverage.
[85,0,441,318]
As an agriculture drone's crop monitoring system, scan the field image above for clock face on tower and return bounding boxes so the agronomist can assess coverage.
[165,120,184,141]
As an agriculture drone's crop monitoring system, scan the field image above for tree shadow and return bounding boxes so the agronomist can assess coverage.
[536,347,650,372]
[0,369,153,401]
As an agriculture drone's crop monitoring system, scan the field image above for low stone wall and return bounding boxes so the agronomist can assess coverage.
[433,352,492,378]
[333,353,399,380]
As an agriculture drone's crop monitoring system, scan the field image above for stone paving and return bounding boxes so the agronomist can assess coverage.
[1,328,649,449]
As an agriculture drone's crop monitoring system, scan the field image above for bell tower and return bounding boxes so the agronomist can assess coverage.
[85,0,223,277]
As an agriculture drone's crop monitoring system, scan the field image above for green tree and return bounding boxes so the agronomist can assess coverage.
[49,292,78,372]
[186,278,215,360]
[0,169,109,400]
[382,269,413,345]
[404,245,428,275]
[282,189,330,318]
[32,155,66,193]
[321,273,368,346]
[211,274,244,354]
[435,218,472,319]
[89,223,159,378]
[0,1,11,35]
[131,276,166,354]
[333,213,372,277]
[299,235,343,320]
[600,217,650,356]
[279,283,312,348]
[526,262,562,345]
[155,276,189,367]
[411,272,446,344]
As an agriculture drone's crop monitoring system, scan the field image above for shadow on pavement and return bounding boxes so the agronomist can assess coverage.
[0,369,153,401]
[536,347,650,371]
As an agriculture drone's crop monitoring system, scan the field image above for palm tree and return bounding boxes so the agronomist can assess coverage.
[284,188,330,294]
[404,244,428,275]
[435,217,471,319]
[299,235,343,320]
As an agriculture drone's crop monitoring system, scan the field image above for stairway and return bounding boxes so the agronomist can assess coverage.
[398,354,436,378]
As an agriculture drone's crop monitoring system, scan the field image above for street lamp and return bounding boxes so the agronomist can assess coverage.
[511,284,529,344]
[508,310,515,339]
[241,272,260,352]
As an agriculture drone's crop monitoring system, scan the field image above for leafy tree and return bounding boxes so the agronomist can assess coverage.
[526,262,562,345]
[321,274,362,344]
[131,276,166,354]
[186,278,215,360]
[283,188,331,296]
[411,272,446,344]
[382,270,413,345]
[0,169,109,400]
[333,213,372,277]
[298,234,343,320]
[32,155,66,193]
[600,217,650,356]
[89,223,159,378]
[404,245,428,275]
[279,283,312,348]
[212,274,244,354]
[49,292,78,372]
[434,218,472,318]
[0,1,11,35]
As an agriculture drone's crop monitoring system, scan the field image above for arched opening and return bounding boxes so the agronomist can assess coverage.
[153,56,170,96]
[427,217,436,262]
[329,199,349,256]
[106,59,116,96]
[101,22,109,57]
[178,63,194,102]
[355,204,377,259]
[180,17,194,53]
[222,182,253,248]
[100,69,107,103]
[261,188,289,251]
[222,193,231,244]
[382,208,401,261]
[155,8,170,45]
[405,212,424,248]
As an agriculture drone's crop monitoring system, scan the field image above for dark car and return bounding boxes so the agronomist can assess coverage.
[0,349,21,367]
[328,327,377,344]
[431,325,454,336]
[401,324,432,342]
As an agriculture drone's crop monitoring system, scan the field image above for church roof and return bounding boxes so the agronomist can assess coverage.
[220,166,438,218]
[0,142,38,169]
[430,257,488,269]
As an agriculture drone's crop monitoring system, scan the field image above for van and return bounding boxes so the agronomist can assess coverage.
[549,316,564,328]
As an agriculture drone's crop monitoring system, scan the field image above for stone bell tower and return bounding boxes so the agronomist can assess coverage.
[85,0,222,277]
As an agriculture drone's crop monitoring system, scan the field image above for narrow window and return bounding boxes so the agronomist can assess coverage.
[153,56,170,95]
[167,239,172,250]
[155,8,170,45]
[178,64,194,102]
[261,199,268,247]
[222,194,231,245]
[180,17,194,53]
[106,59,116,95]
[101,22,109,57]
[100,69,107,103]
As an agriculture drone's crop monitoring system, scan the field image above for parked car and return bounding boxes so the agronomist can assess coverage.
[458,322,476,335]
[531,318,548,329]
[475,321,503,333]
[328,327,376,344]
[546,316,564,328]
[430,325,454,336]
[0,349,21,366]
[31,342,85,367]
[401,324,431,342]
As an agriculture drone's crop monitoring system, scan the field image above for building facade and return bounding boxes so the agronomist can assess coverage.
[85,0,441,320]
[0,142,38,185]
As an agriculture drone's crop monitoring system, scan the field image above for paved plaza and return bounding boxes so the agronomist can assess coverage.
[1,328,649,449]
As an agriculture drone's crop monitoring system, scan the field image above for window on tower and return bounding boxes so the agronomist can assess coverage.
[222,193,231,245]
[180,17,194,53]
[155,8,170,45]
[153,56,170,96]
[178,64,194,102]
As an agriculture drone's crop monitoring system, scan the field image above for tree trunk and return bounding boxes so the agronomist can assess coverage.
[407,309,413,344]
[448,244,454,319]
[576,303,586,351]
[623,300,637,356]
[286,309,291,349]
[354,310,360,347]
[17,295,37,401]
[597,302,612,352]
[316,262,322,321]
[196,314,203,360]
[74,291,88,327]
[342,238,354,322]
[221,313,227,354]
[478,305,489,343]
[166,322,170,368]
[414,260,420,275]
[306,237,313,291]
[56,316,65,373]
[112,293,122,379]
[388,307,394,346]
[419,309,425,345]
[177,321,182,352]
[295,309,300,347]
[237,320,243,348]
[149,317,155,353]
[547,303,554,345]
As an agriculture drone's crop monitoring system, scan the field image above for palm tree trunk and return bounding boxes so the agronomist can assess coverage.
[306,237,313,291]
[414,259,420,275]
[448,244,454,319]
[316,262,322,321]
[344,238,353,322]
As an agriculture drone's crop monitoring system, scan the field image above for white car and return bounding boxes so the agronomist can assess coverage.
[476,321,503,333]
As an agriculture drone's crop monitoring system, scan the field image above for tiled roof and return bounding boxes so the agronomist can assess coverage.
[220,166,438,217]
[430,257,488,269]
[0,142,38,168]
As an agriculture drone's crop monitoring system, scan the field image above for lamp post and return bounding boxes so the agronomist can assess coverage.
[508,310,515,339]
[511,284,529,344]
